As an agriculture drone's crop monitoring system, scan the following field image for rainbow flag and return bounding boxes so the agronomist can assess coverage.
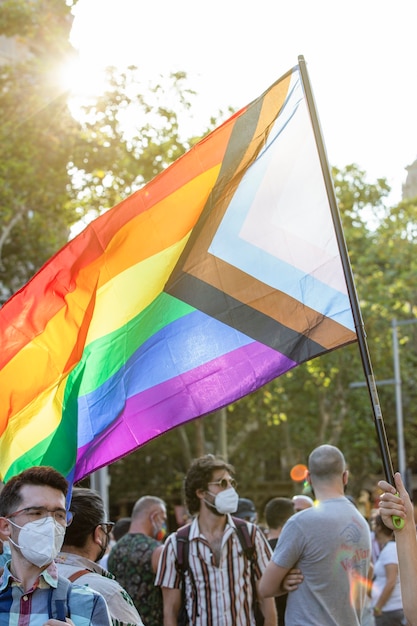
[0,61,356,483]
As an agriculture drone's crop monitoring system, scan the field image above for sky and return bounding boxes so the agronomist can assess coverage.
[69,0,417,205]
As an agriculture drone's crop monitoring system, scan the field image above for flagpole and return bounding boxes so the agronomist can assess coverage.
[297,55,395,485]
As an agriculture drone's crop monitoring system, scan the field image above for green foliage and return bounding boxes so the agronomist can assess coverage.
[69,67,208,222]
[0,4,211,301]
[0,1,34,35]
[0,0,80,301]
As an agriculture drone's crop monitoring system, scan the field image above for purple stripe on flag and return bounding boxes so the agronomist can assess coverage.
[74,341,296,480]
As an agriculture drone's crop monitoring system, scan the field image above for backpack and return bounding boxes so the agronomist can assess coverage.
[175,517,264,626]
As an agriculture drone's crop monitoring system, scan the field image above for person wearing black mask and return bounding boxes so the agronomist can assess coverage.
[56,486,144,626]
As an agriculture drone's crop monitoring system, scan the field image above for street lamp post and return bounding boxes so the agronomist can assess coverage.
[392,317,417,479]
[90,466,110,517]
[350,317,417,483]
[392,319,405,477]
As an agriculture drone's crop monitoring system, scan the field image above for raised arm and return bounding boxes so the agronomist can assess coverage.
[378,472,417,626]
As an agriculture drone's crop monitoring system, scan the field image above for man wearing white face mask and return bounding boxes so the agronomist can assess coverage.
[0,466,112,625]
[155,454,278,625]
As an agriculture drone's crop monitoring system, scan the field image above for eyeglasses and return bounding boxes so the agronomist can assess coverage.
[7,506,74,526]
[208,478,237,490]
[98,522,115,536]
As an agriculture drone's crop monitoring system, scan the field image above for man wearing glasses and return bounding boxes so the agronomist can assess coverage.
[155,454,277,625]
[0,465,112,625]
[55,487,144,626]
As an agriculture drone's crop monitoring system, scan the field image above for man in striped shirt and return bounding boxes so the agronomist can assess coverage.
[155,454,277,625]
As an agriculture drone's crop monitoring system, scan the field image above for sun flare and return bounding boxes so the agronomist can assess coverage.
[58,57,107,100]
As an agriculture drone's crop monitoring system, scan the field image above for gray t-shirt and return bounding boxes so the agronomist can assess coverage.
[272,497,371,626]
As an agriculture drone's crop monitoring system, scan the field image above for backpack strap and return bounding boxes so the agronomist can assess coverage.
[176,524,192,574]
[232,517,264,626]
[67,568,92,583]
[175,523,199,623]
[48,575,72,621]
[232,516,256,560]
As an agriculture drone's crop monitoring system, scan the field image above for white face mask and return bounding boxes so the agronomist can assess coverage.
[206,487,239,515]
[8,516,65,568]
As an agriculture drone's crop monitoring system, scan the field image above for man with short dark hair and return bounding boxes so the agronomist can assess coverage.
[155,454,277,625]
[264,497,298,626]
[56,487,144,625]
[259,445,372,625]
[112,517,132,542]
[264,497,295,538]
[0,466,112,625]
[108,495,166,626]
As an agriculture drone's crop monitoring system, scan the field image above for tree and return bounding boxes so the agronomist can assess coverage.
[0,0,81,301]
[0,2,216,302]
[68,67,212,226]
[368,196,417,473]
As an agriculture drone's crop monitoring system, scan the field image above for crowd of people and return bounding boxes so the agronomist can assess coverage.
[0,445,413,625]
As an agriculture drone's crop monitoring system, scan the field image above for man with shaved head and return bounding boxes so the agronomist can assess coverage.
[108,495,167,626]
[259,445,371,625]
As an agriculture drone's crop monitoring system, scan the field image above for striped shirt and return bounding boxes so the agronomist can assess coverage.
[155,515,272,626]
[0,560,112,626]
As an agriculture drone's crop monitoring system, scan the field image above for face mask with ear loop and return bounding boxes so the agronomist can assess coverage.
[8,516,65,568]
[151,515,167,542]
[204,487,239,515]
[96,530,109,563]
[154,523,167,542]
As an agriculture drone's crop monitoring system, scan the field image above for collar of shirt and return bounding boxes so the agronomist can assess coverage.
[192,514,242,545]
[56,551,115,580]
[56,552,96,572]
[0,560,59,592]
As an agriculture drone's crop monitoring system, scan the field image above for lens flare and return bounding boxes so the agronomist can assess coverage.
[290,464,308,482]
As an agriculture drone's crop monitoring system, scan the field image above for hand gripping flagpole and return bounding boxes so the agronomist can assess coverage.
[298,56,403,527]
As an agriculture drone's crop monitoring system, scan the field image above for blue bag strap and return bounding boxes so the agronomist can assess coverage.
[48,576,72,620]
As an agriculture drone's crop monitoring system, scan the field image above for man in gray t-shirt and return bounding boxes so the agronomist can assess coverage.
[259,445,371,626]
